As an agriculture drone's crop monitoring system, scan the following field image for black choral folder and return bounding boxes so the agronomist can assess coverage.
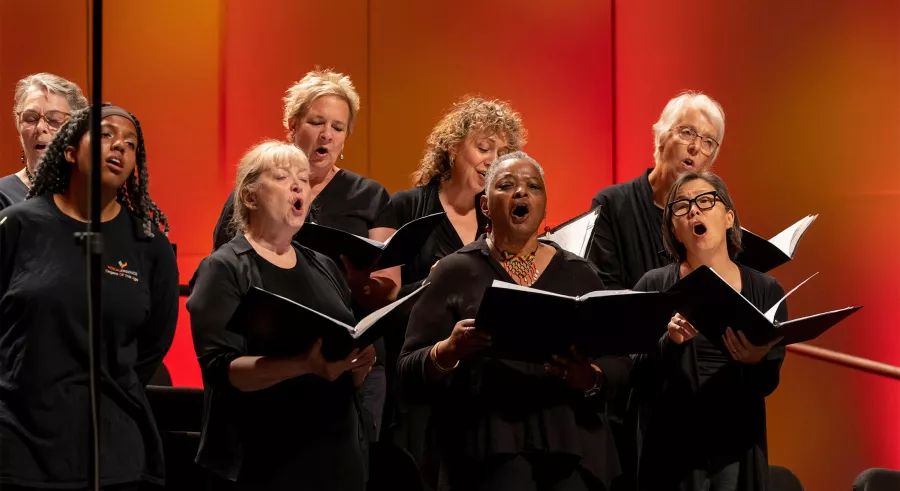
[226,284,428,360]
[668,265,861,349]
[294,212,445,270]
[473,280,674,362]
[737,215,817,273]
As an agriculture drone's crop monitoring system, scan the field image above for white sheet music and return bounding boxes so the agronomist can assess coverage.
[542,208,600,258]
[769,214,818,258]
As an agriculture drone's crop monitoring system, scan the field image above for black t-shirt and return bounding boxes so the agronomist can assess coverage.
[0,195,179,488]
[0,174,28,211]
[212,169,397,251]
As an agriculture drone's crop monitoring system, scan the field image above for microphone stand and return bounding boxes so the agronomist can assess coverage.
[74,1,104,490]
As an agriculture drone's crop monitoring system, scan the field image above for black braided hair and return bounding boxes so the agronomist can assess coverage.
[27,106,170,238]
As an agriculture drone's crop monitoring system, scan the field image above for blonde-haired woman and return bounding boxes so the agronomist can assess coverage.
[386,95,526,465]
[2,72,87,210]
[190,140,379,490]
[212,68,400,305]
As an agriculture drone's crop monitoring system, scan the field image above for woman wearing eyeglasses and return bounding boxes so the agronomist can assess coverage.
[584,92,724,491]
[587,91,724,291]
[1,73,88,210]
[630,171,786,491]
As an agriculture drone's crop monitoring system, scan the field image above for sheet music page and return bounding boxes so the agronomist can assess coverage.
[353,284,428,337]
[544,209,599,258]
[769,215,816,257]
[763,272,818,323]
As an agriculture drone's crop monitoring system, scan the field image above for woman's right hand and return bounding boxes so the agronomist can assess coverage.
[436,319,492,364]
[667,313,699,344]
[296,338,360,382]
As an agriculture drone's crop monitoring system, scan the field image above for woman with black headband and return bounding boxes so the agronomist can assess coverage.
[0,104,178,490]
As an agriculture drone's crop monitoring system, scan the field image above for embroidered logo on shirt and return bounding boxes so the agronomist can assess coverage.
[106,261,139,282]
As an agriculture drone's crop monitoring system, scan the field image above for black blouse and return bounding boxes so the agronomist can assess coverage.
[397,236,630,490]
[588,169,668,290]
[0,195,178,488]
[391,181,488,298]
[212,168,397,251]
[187,235,380,488]
[630,263,787,491]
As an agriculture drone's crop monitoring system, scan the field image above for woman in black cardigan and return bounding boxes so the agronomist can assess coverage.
[189,141,380,491]
[631,171,786,491]
[398,152,629,491]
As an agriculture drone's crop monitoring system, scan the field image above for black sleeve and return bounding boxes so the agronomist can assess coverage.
[371,185,397,230]
[396,256,466,393]
[740,278,787,397]
[629,272,679,394]
[187,254,247,390]
[212,191,237,252]
[575,263,633,402]
[0,210,22,298]
[587,193,626,290]
[135,237,180,386]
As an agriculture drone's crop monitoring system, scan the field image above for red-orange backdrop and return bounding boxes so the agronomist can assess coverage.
[1,1,897,489]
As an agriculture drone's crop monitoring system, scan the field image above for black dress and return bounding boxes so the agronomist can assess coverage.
[630,263,787,491]
[390,180,488,297]
[0,174,28,211]
[212,168,397,250]
[187,235,372,490]
[588,169,669,291]
[397,237,630,491]
[387,181,487,460]
[0,195,179,489]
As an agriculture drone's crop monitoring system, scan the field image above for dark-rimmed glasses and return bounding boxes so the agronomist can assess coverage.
[671,125,719,156]
[17,110,71,130]
[668,191,720,217]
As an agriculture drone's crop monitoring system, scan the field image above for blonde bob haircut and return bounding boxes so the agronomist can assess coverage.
[652,91,725,165]
[413,96,527,186]
[282,68,361,137]
[230,140,310,234]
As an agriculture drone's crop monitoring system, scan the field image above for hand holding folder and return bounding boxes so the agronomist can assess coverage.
[294,212,445,270]
[226,284,428,360]
[668,266,861,350]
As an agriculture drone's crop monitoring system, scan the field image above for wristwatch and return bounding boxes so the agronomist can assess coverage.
[583,365,604,398]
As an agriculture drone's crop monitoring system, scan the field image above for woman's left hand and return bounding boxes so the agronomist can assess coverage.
[350,344,377,387]
[544,346,598,391]
[723,327,783,364]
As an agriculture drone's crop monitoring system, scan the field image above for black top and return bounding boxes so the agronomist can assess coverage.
[390,181,488,298]
[588,169,668,290]
[212,168,397,251]
[630,263,787,491]
[187,235,381,489]
[0,195,179,488]
[397,236,630,491]
[0,174,28,211]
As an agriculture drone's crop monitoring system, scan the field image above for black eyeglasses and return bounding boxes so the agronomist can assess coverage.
[17,110,71,130]
[668,191,720,217]
[671,126,719,156]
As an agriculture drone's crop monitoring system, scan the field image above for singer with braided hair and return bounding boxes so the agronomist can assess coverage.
[0,105,178,490]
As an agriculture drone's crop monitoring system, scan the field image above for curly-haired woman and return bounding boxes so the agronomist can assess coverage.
[386,96,526,468]
[0,105,178,490]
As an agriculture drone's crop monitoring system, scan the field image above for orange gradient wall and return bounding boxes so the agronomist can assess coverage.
[1,1,897,489]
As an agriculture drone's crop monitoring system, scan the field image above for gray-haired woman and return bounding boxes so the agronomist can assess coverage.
[2,73,87,210]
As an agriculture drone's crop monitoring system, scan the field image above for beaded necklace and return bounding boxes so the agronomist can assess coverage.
[490,238,541,286]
